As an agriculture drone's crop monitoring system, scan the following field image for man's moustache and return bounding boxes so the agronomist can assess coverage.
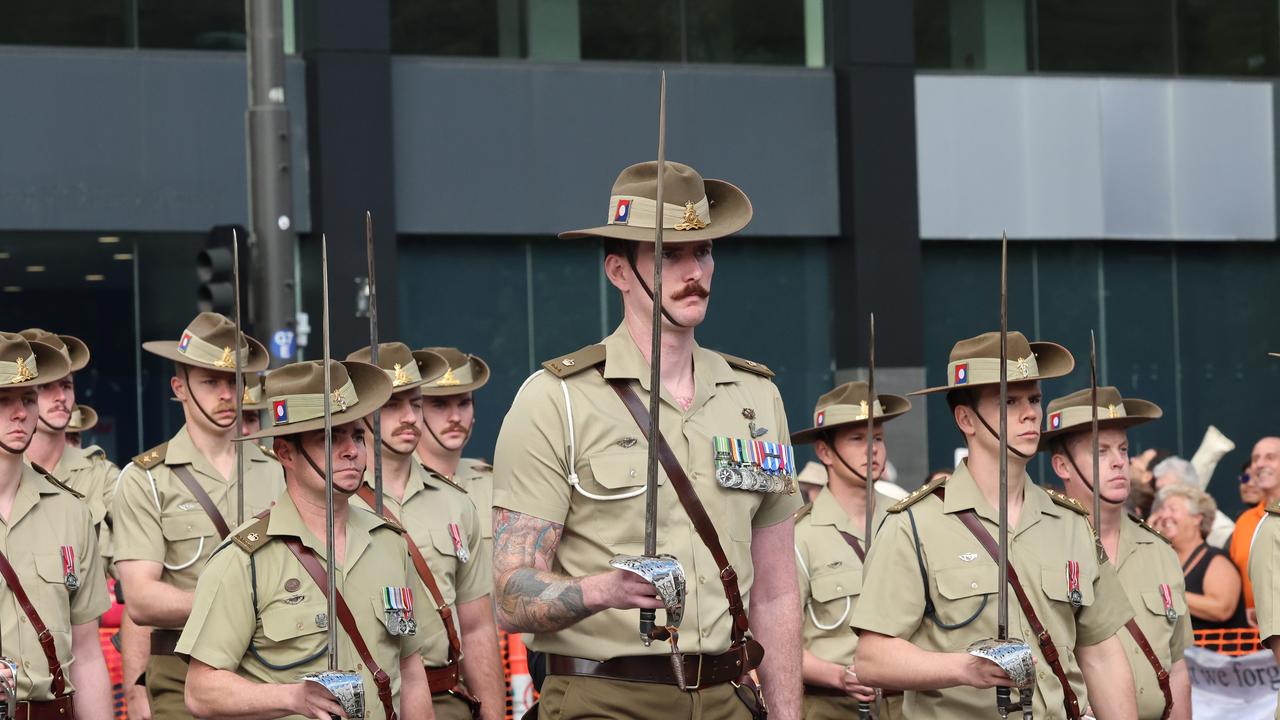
[672,283,710,300]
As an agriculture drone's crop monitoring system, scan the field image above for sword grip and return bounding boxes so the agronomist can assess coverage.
[996,687,1012,718]
[640,608,656,643]
[858,701,871,719]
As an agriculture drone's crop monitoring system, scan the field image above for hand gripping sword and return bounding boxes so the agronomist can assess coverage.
[232,228,247,525]
[967,234,1034,719]
[607,71,688,670]
[366,211,384,515]
[300,235,365,719]
[858,314,876,720]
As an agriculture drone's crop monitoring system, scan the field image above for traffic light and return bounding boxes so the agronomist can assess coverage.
[198,225,248,315]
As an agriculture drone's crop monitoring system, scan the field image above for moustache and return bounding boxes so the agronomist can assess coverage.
[671,283,710,301]
[443,423,470,435]
[394,424,422,438]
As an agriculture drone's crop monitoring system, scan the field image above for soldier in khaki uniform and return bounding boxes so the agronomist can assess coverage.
[0,332,113,718]
[493,161,803,719]
[790,382,909,720]
[416,347,495,565]
[1044,386,1192,719]
[112,312,284,719]
[177,358,434,719]
[19,330,118,541]
[349,342,504,720]
[852,331,1139,719]
[64,404,98,449]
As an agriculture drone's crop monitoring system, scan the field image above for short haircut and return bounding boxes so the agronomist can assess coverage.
[1152,484,1216,537]
[602,238,634,260]
[1153,455,1199,489]
[946,388,974,414]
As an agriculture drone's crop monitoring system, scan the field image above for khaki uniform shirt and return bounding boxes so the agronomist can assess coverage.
[493,324,800,660]
[794,486,892,667]
[111,426,284,601]
[44,444,118,533]
[176,490,430,720]
[1247,505,1280,719]
[352,459,489,667]
[457,457,494,559]
[851,461,1133,719]
[1,465,110,701]
[1112,514,1192,720]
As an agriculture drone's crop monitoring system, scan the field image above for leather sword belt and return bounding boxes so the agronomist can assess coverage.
[426,662,460,694]
[15,696,76,720]
[547,646,754,689]
[149,629,182,656]
[802,684,903,699]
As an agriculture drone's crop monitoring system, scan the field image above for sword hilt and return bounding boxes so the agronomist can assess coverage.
[997,687,1012,718]
[639,609,656,645]
[857,701,871,719]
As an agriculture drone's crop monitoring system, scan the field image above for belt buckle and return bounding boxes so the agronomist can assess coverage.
[683,653,705,692]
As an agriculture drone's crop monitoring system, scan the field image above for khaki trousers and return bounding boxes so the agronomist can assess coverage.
[433,691,476,720]
[534,675,754,720]
[802,693,905,720]
[146,655,194,720]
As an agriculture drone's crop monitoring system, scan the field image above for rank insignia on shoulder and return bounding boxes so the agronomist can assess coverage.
[1045,488,1088,516]
[133,443,168,469]
[712,436,796,495]
[381,587,416,636]
[888,473,946,513]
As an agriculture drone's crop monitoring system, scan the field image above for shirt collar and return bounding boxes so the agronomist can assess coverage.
[600,323,738,388]
[4,464,60,528]
[942,460,1058,534]
[267,489,382,569]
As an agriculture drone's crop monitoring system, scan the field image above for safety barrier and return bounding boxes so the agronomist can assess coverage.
[1194,627,1263,656]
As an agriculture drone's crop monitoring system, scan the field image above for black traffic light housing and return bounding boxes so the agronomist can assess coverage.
[198,225,249,315]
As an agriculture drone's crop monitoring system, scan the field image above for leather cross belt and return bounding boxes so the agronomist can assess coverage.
[547,643,759,689]
[426,662,460,694]
[15,696,76,720]
[803,684,903,699]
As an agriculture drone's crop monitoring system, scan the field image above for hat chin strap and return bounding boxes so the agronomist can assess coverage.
[422,414,473,457]
[824,433,880,486]
[970,405,1033,460]
[38,413,70,433]
[362,417,415,457]
[0,432,34,455]
[626,242,686,329]
[297,440,358,496]
[1058,439,1124,506]
[181,365,236,431]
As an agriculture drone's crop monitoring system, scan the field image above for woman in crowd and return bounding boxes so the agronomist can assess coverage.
[1151,485,1249,630]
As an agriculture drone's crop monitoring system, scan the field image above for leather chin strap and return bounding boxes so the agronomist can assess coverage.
[1058,439,1124,506]
[823,433,880,485]
[0,433,34,455]
[969,404,1033,459]
[295,438,359,496]
[38,412,69,432]
[422,415,473,455]
[626,242,685,329]
[181,364,236,430]
[362,417,416,457]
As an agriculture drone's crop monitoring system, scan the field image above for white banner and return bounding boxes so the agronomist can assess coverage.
[1187,647,1280,719]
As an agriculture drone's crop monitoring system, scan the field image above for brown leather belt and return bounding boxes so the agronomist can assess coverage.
[426,662,460,694]
[547,648,750,689]
[802,684,903,699]
[16,696,76,720]
[150,629,181,656]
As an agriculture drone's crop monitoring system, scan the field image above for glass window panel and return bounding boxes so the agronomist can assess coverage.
[1178,0,1279,76]
[1035,0,1174,74]
[392,0,510,57]
[137,0,245,50]
[914,0,1029,72]
[685,0,806,65]
[0,0,130,48]
[579,0,681,62]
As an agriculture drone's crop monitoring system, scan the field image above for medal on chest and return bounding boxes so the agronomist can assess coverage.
[381,586,417,636]
[60,545,79,592]
[1066,560,1082,608]
[1159,583,1177,622]
[712,436,796,495]
[448,523,469,563]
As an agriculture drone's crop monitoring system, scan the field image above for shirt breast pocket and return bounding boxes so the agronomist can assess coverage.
[161,512,214,569]
[1140,590,1186,621]
[807,567,860,628]
[934,563,998,629]
[32,553,72,632]
[1040,565,1095,608]
[259,603,329,669]
[583,450,662,544]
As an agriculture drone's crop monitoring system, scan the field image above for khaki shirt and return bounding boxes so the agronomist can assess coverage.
[493,324,800,660]
[794,486,892,666]
[457,457,494,551]
[1112,514,1192,720]
[176,490,430,720]
[44,444,118,533]
[1247,505,1280,719]
[352,459,489,666]
[1,465,110,701]
[851,461,1133,719]
[111,426,284,601]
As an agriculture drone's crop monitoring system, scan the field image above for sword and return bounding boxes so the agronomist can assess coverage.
[1090,331,1102,550]
[366,211,384,515]
[232,227,246,525]
[860,313,875,720]
[321,234,338,672]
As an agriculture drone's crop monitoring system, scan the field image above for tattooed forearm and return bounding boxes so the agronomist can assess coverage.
[493,508,592,632]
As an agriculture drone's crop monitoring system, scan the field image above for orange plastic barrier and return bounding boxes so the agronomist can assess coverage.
[1194,627,1264,656]
[100,626,126,719]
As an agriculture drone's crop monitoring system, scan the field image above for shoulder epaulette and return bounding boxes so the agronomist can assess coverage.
[133,443,167,469]
[541,344,607,379]
[1129,512,1171,545]
[793,502,813,522]
[1267,501,1280,516]
[889,474,946,513]
[470,461,492,473]
[231,515,273,554]
[30,463,85,499]
[716,351,774,378]
[84,445,107,460]
[1044,488,1089,516]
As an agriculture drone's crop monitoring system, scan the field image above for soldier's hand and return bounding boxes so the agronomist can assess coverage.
[839,665,878,702]
[125,684,152,720]
[583,569,667,612]
[959,654,1018,689]
[291,681,348,720]
[0,662,11,700]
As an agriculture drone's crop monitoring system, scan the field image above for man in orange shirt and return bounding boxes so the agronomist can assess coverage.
[1229,436,1280,615]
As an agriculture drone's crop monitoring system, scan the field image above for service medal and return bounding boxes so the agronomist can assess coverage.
[1066,560,1082,608]
[60,546,79,592]
[1159,583,1177,622]
[382,587,416,636]
[448,523,470,564]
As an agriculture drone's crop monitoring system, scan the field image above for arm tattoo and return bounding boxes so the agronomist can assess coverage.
[492,508,592,633]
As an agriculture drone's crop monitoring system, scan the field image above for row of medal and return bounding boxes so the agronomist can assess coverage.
[712,437,797,495]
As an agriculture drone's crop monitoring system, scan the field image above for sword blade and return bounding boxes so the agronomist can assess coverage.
[864,312,876,550]
[366,211,384,515]
[997,232,1010,639]
[321,234,339,670]
[232,227,246,526]
[1090,330,1101,537]
[640,69,667,642]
